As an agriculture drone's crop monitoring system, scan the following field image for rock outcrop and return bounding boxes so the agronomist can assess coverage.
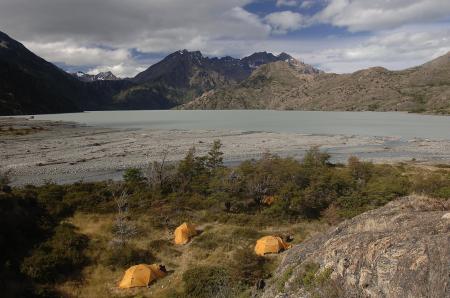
[260,196,450,298]
[184,52,450,114]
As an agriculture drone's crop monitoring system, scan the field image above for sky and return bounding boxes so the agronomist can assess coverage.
[0,0,449,77]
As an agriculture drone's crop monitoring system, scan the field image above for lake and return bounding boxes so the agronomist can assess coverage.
[32,110,450,140]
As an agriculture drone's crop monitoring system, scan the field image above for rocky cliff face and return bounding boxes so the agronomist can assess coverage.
[184,52,450,114]
[71,71,119,82]
[259,196,450,298]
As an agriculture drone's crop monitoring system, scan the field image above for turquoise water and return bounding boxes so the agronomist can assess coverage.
[32,110,450,140]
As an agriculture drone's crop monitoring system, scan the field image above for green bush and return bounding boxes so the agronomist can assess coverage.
[21,224,88,282]
[123,168,145,184]
[36,184,72,219]
[435,186,450,199]
[292,263,342,298]
[182,266,232,298]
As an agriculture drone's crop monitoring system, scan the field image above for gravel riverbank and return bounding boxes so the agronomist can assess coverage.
[1,117,449,185]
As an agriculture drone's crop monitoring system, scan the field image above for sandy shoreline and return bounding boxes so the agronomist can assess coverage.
[1,117,450,185]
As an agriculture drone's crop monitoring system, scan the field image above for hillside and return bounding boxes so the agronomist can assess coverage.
[260,195,450,298]
[1,29,449,115]
[0,30,295,115]
[115,50,293,107]
[0,31,86,115]
[183,58,321,109]
[0,31,137,115]
[2,145,449,297]
[184,52,450,114]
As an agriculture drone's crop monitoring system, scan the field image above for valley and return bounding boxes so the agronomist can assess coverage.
[1,30,449,116]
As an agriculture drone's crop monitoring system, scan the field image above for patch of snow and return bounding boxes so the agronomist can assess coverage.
[0,41,9,49]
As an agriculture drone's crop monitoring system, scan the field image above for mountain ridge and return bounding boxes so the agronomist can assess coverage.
[71,71,119,82]
[183,51,450,114]
[0,30,449,115]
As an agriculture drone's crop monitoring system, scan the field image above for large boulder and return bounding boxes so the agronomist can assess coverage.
[260,196,450,298]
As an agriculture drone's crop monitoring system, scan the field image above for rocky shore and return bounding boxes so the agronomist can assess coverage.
[1,117,450,185]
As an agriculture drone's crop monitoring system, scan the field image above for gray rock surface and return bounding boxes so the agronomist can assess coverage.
[260,196,450,298]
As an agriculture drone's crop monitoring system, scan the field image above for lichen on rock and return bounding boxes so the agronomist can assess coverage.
[260,196,450,298]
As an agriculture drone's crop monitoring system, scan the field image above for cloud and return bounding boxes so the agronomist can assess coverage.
[24,41,130,66]
[87,63,149,78]
[300,1,314,9]
[0,0,266,47]
[300,25,450,73]
[315,0,450,32]
[0,0,449,75]
[0,0,269,75]
[265,11,306,33]
[23,40,149,77]
[276,0,298,7]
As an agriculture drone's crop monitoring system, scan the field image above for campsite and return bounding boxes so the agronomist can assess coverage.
[2,143,449,297]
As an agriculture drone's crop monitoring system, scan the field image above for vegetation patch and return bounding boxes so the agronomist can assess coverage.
[1,142,449,297]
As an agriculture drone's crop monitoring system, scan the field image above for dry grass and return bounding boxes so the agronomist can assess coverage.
[0,126,44,136]
[59,211,328,297]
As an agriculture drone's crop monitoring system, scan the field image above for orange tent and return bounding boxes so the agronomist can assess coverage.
[118,264,167,289]
[262,195,279,206]
[174,222,197,245]
[254,236,291,256]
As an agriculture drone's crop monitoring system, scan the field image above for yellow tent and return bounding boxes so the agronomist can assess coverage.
[174,222,197,245]
[254,236,291,256]
[262,195,279,206]
[118,264,167,289]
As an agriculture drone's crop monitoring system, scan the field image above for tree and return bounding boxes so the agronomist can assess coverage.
[177,146,197,192]
[147,149,176,192]
[206,140,224,171]
[302,147,330,168]
[176,146,209,193]
[111,191,136,247]
[347,156,373,186]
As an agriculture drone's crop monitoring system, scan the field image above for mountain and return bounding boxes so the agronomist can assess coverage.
[71,71,119,82]
[115,50,291,107]
[0,31,89,115]
[184,52,450,114]
[0,30,142,115]
[1,29,448,115]
[182,57,322,109]
[0,30,292,115]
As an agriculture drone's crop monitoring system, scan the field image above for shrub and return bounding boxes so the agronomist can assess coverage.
[292,263,342,298]
[276,266,294,292]
[21,224,88,282]
[0,168,11,188]
[230,249,268,286]
[302,147,330,168]
[230,227,260,240]
[191,232,221,250]
[435,186,450,199]
[123,168,145,184]
[411,172,450,197]
[182,266,232,298]
[148,239,181,258]
[36,184,72,219]
[102,243,155,269]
